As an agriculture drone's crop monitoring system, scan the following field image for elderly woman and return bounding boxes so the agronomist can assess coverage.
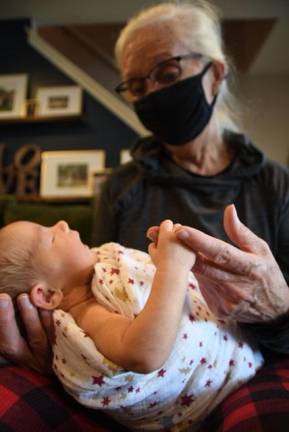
[1,1,289,431]
[88,0,289,428]
[92,1,289,322]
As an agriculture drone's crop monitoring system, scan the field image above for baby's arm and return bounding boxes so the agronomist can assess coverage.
[73,220,195,373]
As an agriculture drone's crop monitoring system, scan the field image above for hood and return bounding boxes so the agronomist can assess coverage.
[130,130,265,186]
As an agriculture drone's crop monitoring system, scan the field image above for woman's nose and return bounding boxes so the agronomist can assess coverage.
[146,78,163,95]
[55,220,69,233]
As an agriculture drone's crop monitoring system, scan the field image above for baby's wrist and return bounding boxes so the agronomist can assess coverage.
[157,259,190,275]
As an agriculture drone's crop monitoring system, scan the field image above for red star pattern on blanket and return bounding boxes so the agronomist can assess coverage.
[92,375,105,386]
[110,268,120,275]
[101,396,111,406]
[157,369,166,378]
[180,394,194,407]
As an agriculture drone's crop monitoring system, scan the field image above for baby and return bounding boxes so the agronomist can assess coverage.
[0,220,263,431]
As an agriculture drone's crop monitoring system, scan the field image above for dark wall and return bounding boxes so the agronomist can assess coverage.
[0,19,138,192]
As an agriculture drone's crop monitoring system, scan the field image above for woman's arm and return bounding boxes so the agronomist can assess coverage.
[74,220,195,373]
[0,293,53,372]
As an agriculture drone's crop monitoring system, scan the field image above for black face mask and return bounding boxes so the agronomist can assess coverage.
[134,62,217,146]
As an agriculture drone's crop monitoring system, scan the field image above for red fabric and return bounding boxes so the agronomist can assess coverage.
[1,360,289,431]
[201,358,289,432]
[0,385,18,416]
[0,366,128,432]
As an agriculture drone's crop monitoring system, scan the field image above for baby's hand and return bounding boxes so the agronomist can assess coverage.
[147,223,182,245]
[147,225,160,245]
[148,220,196,270]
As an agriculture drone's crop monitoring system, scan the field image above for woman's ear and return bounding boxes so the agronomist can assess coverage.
[30,284,63,310]
[211,60,226,96]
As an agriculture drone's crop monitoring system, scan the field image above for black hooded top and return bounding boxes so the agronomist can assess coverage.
[92,131,289,356]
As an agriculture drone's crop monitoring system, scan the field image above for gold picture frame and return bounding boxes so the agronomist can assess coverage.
[40,150,106,198]
[0,74,28,119]
[35,85,82,117]
[120,149,132,164]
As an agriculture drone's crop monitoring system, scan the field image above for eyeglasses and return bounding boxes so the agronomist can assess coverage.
[115,52,203,101]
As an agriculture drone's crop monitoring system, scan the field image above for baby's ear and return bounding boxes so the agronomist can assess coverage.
[30,284,63,310]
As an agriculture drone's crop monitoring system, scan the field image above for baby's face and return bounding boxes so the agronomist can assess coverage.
[7,220,95,290]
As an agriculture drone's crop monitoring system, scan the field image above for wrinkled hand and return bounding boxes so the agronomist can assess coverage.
[0,293,54,373]
[175,204,289,323]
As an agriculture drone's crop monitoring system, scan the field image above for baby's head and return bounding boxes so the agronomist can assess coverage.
[0,220,95,310]
[0,221,41,299]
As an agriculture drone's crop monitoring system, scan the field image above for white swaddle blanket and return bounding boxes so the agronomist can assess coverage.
[53,242,263,431]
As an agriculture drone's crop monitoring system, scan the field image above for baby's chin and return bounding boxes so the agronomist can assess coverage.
[87,248,98,264]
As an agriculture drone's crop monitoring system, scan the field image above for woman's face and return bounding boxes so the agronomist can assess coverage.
[120,23,215,103]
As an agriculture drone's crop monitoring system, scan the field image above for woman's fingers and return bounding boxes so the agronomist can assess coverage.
[224,204,270,256]
[17,294,48,347]
[39,309,55,346]
[193,253,257,293]
[176,226,253,274]
[0,294,32,364]
[16,294,52,370]
[176,205,271,271]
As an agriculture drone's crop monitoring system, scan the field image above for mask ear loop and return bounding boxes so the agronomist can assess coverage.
[210,93,218,108]
[200,61,214,77]
[204,61,227,103]
[199,62,218,106]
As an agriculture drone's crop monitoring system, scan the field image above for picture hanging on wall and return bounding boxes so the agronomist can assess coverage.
[120,149,132,164]
[0,74,28,119]
[35,85,82,117]
[40,150,106,198]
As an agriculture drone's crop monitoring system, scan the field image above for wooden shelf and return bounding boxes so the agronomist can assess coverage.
[15,194,91,203]
[0,115,81,125]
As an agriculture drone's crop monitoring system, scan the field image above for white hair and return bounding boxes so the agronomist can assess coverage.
[115,1,241,132]
[0,225,40,299]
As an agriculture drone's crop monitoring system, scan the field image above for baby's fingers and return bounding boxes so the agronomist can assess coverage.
[159,220,174,236]
[147,221,174,247]
[148,242,157,264]
[147,226,159,243]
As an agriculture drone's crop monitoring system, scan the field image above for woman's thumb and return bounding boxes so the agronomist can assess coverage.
[224,204,264,254]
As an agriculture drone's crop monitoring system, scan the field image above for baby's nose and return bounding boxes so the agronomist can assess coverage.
[56,220,69,232]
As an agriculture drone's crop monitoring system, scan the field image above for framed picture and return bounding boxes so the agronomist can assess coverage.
[0,74,28,119]
[40,150,105,198]
[35,85,82,117]
[120,149,132,164]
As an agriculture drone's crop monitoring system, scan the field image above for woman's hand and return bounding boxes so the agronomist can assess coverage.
[175,204,289,323]
[0,293,54,373]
